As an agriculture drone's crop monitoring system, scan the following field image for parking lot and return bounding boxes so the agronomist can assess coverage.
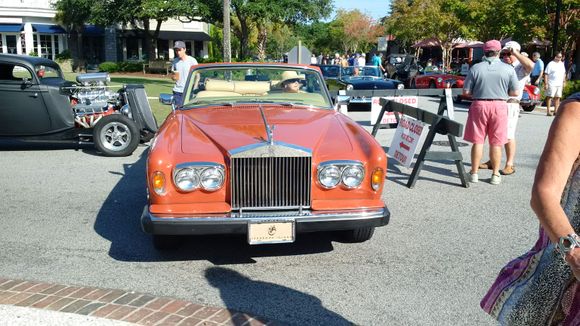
[0,98,551,325]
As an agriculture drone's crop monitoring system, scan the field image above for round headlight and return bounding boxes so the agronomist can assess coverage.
[174,168,200,192]
[437,77,443,83]
[397,83,405,90]
[346,84,354,91]
[200,167,224,191]
[342,165,364,188]
[532,86,540,95]
[318,165,341,189]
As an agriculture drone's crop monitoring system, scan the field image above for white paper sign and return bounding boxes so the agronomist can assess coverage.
[445,88,455,120]
[387,115,426,167]
[370,96,419,125]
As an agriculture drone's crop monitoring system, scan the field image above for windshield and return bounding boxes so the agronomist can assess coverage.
[341,66,382,81]
[34,64,63,81]
[183,66,332,109]
[319,65,340,78]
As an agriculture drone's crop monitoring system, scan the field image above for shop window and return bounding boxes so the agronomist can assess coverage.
[126,38,139,60]
[157,41,169,60]
[39,35,53,59]
[194,41,203,58]
[6,35,17,54]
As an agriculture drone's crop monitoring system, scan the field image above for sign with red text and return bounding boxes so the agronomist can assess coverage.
[387,115,426,167]
[370,96,419,125]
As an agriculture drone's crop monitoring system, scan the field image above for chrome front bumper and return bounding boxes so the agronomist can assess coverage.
[141,206,390,235]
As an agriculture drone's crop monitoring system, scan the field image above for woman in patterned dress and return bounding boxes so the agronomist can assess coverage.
[481,92,580,325]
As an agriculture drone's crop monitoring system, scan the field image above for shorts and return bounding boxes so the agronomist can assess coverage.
[464,100,508,146]
[507,102,519,140]
[546,85,563,98]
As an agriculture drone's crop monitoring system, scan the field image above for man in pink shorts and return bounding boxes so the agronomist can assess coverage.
[463,40,519,185]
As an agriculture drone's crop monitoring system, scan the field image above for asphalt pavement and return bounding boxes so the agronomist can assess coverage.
[0,98,554,325]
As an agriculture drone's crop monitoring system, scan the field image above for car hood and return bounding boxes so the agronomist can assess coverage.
[179,105,354,156]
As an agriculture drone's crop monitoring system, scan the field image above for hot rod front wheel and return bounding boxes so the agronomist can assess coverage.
[93,114,140,157]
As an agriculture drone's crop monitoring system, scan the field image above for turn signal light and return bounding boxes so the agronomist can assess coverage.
[371,168,384,191]
[152,171,166,195]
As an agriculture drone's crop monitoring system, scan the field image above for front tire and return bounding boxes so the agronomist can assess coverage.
[93,114,140,157]
[343,227,375,243]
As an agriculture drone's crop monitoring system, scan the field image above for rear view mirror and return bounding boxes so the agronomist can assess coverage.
[335,95,350,106]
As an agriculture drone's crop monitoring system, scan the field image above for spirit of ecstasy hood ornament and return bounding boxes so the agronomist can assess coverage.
[258,105,275,145]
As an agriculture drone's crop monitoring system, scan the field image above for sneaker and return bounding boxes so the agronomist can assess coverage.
[490,174,501,185]
[500,165,515,175]
[469,172,479,183]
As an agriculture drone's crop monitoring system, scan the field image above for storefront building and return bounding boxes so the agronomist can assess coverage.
[0,0,210,62]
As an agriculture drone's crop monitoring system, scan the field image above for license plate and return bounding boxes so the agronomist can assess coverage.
[248,220,295,245]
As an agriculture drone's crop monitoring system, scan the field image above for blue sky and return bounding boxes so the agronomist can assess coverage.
[332,0,391,21]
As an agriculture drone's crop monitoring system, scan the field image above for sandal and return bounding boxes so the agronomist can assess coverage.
[478,160,491,169]
[500,165,515,175]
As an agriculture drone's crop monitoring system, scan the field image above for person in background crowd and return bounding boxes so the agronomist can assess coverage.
[479,41,533,177]
[171,40,197,107]
[341,54,349,68]
[544,51,567,116]
[567,56,576,81]
[347,54,355,66]
[530,52,544,86]
[332,53,341,66]
[462,40,519,185]
[372,52,385,73]
[480,92,580,324]
[357,53,366,67]
[310,53,317,65]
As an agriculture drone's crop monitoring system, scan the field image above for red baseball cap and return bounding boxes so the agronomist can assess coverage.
[483,40,501,52]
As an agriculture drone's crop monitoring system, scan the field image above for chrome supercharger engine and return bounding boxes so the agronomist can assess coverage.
[67,73,129,128]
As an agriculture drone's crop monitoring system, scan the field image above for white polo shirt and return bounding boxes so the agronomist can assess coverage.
[544,61,566,87]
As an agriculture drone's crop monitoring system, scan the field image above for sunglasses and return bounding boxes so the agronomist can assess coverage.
[286,78,302,83]
[500,52,511,57]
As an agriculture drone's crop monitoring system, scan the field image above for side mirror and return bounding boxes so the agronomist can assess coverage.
[335,95,350,106]
[159,93,173,105]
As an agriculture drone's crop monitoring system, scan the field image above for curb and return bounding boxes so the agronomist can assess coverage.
[0,278,275,326]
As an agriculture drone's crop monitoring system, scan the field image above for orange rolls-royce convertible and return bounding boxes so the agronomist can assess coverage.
[142,63,390,249]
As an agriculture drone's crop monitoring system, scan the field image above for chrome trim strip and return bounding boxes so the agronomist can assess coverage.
[146,207,388,223]
[228,141,312,157]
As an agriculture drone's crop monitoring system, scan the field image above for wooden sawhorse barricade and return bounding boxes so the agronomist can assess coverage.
[369,91,469,188]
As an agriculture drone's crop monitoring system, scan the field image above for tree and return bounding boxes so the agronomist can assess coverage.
[334,9,384,54]
[54,0,92,70]
[217,0,332,60]
[91,0,213,60]
[386,0,471,71]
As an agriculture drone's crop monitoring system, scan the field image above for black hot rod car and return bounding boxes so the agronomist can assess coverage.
[0,54,157,156]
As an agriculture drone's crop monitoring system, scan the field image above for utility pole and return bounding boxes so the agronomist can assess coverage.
[223,0,231,62]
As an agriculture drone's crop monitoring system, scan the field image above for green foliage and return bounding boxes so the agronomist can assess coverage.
[563,80,580,100]
[27,51,38,57]
[55,50,72,60]
[98,62,119,73]
[117,61,144,72]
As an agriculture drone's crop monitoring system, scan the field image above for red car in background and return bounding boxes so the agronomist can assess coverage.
[410,72,465,89]
[456,84,541,112]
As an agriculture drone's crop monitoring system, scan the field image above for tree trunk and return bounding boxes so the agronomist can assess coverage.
[142,20,154,61]
[74,27,85,72]
[235,10,249,60]
[223,0,231,62]
[257,24,267,61]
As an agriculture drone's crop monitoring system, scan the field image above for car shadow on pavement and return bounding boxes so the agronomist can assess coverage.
[205,267,352,325]
[0,139,93,153]
[94,150,337,264]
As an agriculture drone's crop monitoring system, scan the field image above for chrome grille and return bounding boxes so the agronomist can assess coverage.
[231,157,312,210]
